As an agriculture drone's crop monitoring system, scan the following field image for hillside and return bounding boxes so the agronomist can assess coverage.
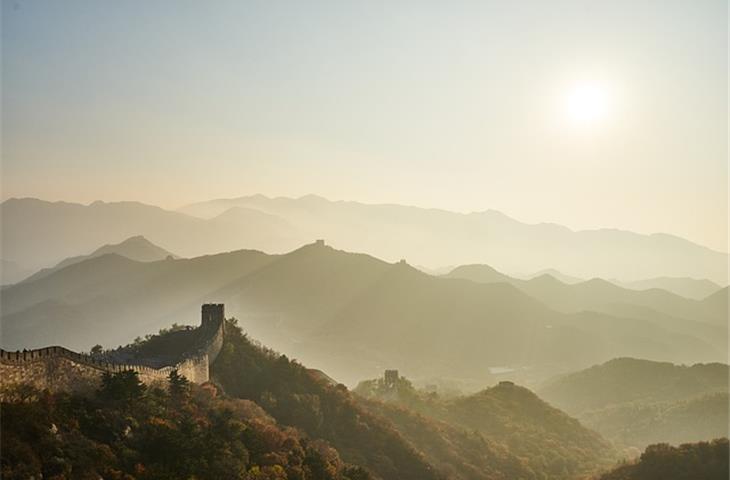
[2,317,626,480]
[597,439,728,480]
[539,358,729,449]
[3,243,724,386]
[580,392,729,449]
[2,320,450,480]
[2,243,724,387]
[20,235,177,284]
[3,195,728,286]
[539,358,729,413]
[357,399,538,480]
[355,375,618,479]
[1,369,373,480]
[211,321,443,480]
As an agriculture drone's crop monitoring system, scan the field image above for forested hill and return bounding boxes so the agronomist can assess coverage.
[1,373,373,479]
[210,321,442,480]
[539,358,729,449]
[597,439,728,480]
[1,321,440,480]
[354,375,618,479]
[5,318,618,480]
[539,357,728,414]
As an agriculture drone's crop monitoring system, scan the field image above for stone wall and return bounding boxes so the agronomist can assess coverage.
[0,313,225,398]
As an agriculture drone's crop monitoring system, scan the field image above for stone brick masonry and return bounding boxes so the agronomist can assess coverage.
[0,304,226,398]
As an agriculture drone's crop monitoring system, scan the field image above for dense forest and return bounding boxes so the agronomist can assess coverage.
[210,321,441,480]
[539,358,729,449]
[598,439,729,480]
[3,322,728,480]
[1,370,370,480]
[579,392,728,449]
[354,374,619,479]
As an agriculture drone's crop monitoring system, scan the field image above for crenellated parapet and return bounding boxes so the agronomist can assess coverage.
[0,304,226,398]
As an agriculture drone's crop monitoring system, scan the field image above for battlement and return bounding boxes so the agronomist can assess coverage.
[1,304,227,398]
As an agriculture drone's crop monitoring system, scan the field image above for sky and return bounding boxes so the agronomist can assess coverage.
[2,0,728,252]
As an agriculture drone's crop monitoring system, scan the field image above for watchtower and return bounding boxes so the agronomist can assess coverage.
[384,369,399,387]
[201,303,225,328]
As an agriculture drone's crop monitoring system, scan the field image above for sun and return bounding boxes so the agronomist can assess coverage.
[564,82,611,126]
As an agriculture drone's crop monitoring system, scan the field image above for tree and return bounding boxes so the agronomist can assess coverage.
[98,370,146,403]
[168,369,190,399]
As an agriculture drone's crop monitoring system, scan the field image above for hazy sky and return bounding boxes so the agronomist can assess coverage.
[2,0,727,251]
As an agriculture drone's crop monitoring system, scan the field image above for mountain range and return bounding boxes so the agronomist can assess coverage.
[2,195,727,286]
[19,235,177,284]
[444,264,728,360]
[610,277,723,301]
[539,358,729,450]
[2,240,726,387]
[356,377,618,479]
[521,270,723,300]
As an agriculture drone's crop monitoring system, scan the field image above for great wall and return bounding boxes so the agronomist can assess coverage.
[0,303,226,398]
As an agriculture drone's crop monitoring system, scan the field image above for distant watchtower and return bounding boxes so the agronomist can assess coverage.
[201,304,225,328]
[384,369,399,387]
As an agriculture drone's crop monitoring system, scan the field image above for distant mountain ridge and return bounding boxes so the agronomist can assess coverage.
[179,194,729,284]
[2,195,727,285]
[20,235,177,284]
[611,276,723,300]
[0,197,303,284]
[2,241,726,387]
[444,264,727,330]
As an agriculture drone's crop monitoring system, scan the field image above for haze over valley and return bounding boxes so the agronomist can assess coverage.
[2,195,728,286]
[2,227,726,390]
[2,1,727,478]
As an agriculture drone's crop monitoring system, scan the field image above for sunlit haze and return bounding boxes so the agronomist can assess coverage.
[2,0,727,252]
[1,3,729,477]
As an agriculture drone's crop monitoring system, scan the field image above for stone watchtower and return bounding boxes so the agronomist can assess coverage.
[201,303,225,328]
[384,369,399,387]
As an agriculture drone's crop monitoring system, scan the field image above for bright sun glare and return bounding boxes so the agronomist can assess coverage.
[564,83,611,126]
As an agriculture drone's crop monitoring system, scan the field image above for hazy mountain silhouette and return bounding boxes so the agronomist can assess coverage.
[3,195,726,287]
[0,259,33,286]
[526,268,585,284]
[0,198,302,284]
[539,358,729,449]
[700,286,729,316]
[179,194,729,284]
[445,264,728,352]
[611,277,723,300]
[20,235,177,284]
[2,242,724,386]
